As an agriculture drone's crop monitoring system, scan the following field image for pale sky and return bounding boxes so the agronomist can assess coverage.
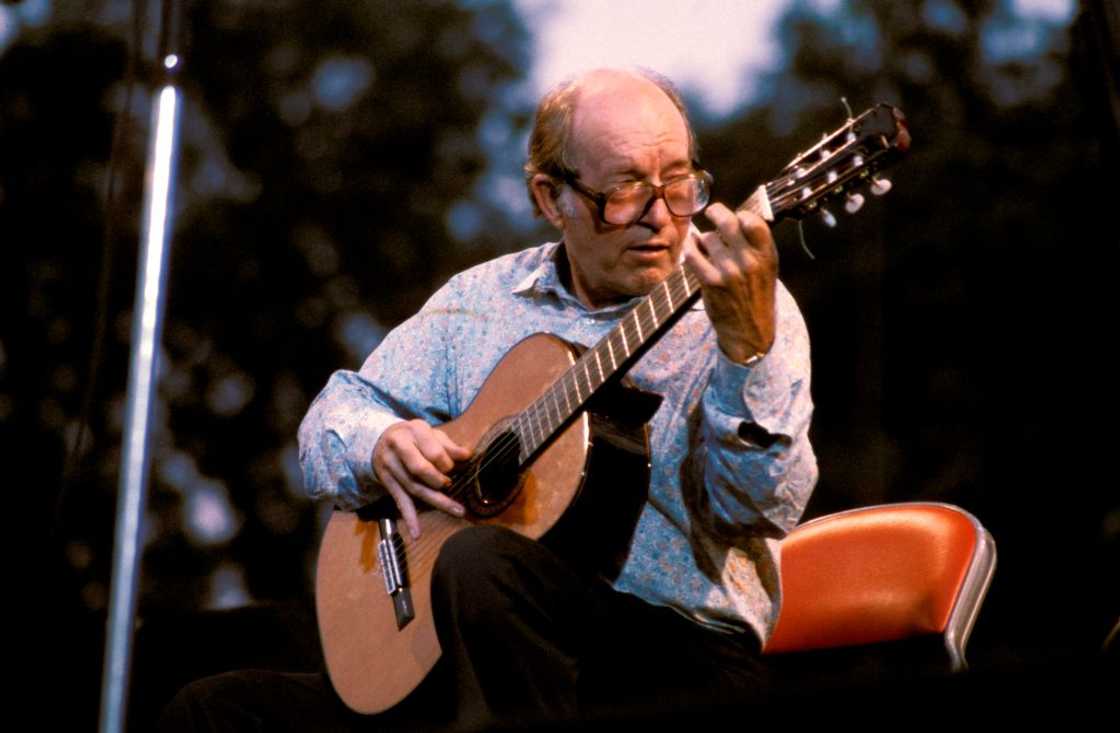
[516,0,794,116]
[515,0,1075,116]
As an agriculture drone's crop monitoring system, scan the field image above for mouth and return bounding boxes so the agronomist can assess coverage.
[626,242,671,255]
[624,242,673,265]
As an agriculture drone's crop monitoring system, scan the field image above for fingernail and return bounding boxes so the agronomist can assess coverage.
[452,505,465,517]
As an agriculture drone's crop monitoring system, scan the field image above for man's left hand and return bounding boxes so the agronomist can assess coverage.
[683,203,778,363]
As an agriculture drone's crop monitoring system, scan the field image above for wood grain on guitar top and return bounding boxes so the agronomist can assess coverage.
[315,333,653,714]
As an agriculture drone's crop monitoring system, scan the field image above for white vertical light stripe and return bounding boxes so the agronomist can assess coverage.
[102,83,181,733]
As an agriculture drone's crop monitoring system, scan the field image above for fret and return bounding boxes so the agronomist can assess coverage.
[573,361,588,403]
[536,400,549,449]
[525,404,541,452]
[511,414,526,459]
[683,268,701,297]
[534,396,548,438]
[517,414,534,461]
[549,387,563,431]
[645,297,659,331]
[517,265,697,464]
[533,396,548,439]
[560,375,573,413]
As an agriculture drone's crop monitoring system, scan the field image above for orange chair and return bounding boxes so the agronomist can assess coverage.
[763,502,996,672]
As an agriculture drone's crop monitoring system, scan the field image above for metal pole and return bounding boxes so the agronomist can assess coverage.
[98,51,183,733]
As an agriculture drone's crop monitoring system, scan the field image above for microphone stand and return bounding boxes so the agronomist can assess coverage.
[98,3,184,731]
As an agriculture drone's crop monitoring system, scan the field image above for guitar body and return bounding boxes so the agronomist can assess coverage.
[315,102,911,715]
[315,332,659,714]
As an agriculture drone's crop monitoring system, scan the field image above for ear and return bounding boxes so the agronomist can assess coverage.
[530,174,566,230]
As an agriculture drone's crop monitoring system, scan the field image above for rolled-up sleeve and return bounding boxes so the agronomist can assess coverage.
[699,282,817,538]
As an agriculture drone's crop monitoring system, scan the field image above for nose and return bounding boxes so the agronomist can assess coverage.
[637,190,673,229]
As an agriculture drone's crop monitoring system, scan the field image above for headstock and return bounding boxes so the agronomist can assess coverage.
[760,103,910,226]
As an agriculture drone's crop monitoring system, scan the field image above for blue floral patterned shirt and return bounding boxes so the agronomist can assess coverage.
[298,241,817,642]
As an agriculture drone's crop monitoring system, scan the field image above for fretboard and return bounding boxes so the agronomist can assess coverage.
[509,185,773,462]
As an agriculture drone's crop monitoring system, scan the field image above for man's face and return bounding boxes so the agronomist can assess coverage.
[556,75,694,308]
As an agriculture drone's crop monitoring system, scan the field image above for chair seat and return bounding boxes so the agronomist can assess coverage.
[764,502,996,672]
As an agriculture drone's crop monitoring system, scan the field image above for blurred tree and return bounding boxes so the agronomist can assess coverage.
[8,0,534,727]
[7,0,1113,725]
[695,0,1113,659]
[4,0,532,625]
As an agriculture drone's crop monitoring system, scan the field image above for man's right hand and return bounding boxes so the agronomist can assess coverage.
[373,419,471,538]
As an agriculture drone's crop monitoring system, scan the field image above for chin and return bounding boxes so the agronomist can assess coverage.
[626,266,673,295]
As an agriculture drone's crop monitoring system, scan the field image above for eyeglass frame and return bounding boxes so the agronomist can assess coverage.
[557,167,714,226]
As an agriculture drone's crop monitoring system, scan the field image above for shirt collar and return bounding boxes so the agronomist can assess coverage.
[511,241,567,299]
[511,240,704,314]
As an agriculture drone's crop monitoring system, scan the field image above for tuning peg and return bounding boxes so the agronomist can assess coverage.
[870,177,892,196]
[844,192,865,213]
[820,207,837,228]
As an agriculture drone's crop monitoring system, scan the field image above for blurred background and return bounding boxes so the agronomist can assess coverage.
[5,0,1115,727]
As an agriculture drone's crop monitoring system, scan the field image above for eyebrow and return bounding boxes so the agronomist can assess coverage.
[605,158,693,181]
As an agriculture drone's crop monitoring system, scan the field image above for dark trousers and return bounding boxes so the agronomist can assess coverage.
[159,525,768,731]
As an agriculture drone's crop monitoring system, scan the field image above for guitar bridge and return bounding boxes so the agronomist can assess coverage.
[377,518,415,629]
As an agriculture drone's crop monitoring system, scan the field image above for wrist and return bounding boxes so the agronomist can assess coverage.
[718,338,770,366]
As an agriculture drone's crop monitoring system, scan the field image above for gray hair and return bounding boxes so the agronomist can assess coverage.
[523,67,699,217]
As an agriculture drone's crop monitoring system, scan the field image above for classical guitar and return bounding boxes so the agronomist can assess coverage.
[315,103,911,714]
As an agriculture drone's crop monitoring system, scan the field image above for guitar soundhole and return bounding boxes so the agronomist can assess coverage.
[464,428,522,517]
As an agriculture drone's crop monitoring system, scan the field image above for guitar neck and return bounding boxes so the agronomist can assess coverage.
[509,188,774,461]
[508,102,911,462]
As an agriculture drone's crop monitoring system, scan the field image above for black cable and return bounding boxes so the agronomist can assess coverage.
[55,0,147,539]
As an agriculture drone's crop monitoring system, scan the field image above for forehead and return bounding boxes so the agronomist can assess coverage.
[568,75,691,176]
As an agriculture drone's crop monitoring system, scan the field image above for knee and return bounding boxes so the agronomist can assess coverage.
[157,672,247,732]
[431,525,551,626]
[432,524,527,592]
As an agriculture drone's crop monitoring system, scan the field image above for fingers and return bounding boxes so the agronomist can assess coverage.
[374,420,470,537]
[380,470,421,539]
[684,201,779,362]
[682,229,720,283]
[435,429,472,462]
[685,204,776,285]
[382,445,465,511]
[704,204,775,260]
[410,425,459,478]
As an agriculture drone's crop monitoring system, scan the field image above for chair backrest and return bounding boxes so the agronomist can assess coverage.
[763,502,996,671]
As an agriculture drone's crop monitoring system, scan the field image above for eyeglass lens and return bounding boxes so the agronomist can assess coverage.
[604,177,707,224]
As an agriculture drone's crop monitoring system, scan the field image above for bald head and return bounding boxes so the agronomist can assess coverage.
[523,68,698,216]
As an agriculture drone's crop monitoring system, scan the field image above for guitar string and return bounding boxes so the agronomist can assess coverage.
[374,183,796,574]
[440,265,697,501]
[375,268,700,573]
[374,177,808,573]
[371,129,888,575]
[766,139,881,215]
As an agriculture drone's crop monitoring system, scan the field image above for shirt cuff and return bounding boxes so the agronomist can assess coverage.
[708,349,789,435]
[345,409,405,489]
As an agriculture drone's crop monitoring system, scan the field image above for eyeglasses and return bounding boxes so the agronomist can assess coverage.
[560,169,714,226]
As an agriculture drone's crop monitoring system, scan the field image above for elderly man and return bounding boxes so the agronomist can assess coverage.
[162,67,816,732]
